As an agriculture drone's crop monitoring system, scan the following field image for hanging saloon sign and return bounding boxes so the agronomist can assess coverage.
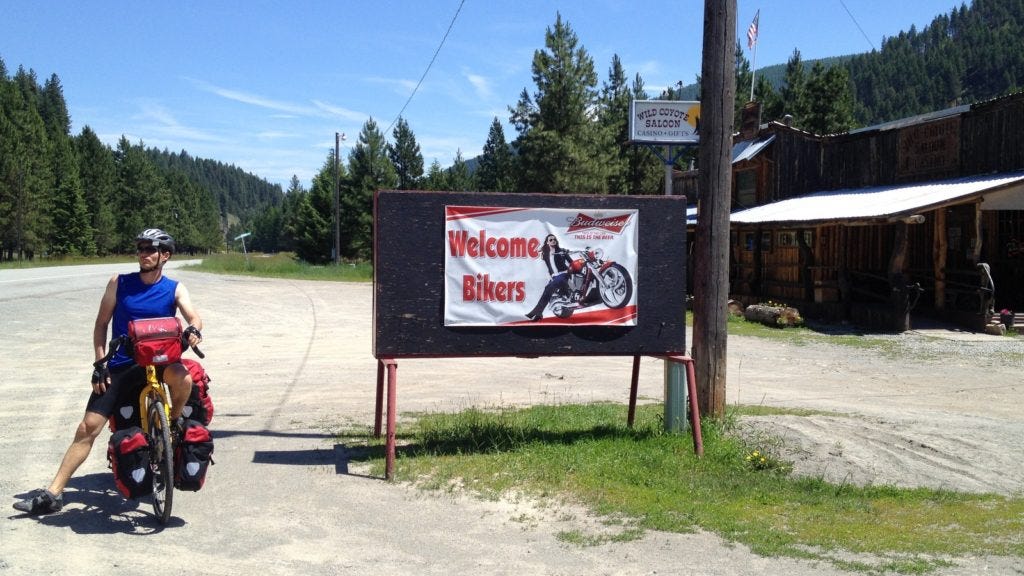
[629,100,701,145]
[444,206,639,327]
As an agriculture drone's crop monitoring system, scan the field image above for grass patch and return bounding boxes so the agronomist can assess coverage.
[362,403,1024,573]
[0,255,134,269]
[182,252,372,281]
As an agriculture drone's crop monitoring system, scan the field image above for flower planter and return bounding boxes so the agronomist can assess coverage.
[999,312,1015,330]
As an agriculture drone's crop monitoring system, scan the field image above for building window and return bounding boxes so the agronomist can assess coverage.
[735,169,757,208]
[778,231,796,248]
[744,232,756,251]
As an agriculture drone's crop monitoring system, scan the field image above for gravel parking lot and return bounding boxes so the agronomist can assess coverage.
[2,263,1021,575]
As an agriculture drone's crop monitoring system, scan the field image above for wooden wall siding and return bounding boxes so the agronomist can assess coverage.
[759,229,804,303]
[822,130,899,190]
[961,94,1024,175]
[673,170,700,200]
[767,129,824,201]
[725,94,1024,328]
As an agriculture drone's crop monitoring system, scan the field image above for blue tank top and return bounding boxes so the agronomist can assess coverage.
[109,273,179,368]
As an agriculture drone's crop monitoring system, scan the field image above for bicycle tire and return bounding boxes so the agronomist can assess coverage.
[147,396,174,524]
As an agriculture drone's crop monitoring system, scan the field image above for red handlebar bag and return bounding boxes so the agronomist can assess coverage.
[128,317,183,366]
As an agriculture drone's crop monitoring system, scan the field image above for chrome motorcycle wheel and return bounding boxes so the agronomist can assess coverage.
[598,263,633,309]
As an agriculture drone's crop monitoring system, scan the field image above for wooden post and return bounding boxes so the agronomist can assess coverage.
[970,201,983,264]
[934,207,947,310]
[888,223,910,332]
[692,0,736,417]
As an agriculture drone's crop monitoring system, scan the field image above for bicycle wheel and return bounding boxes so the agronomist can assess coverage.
[147,396,174,524]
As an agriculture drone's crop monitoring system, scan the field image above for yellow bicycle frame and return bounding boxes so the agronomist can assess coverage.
[138,365,173,431]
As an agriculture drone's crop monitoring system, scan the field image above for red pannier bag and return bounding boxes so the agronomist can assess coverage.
[181,358,214,426]
[174,419,214,491]
[107,426,153,499]
[128,317,183,366]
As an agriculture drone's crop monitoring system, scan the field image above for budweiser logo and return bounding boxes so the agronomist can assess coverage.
[565,212,632,234]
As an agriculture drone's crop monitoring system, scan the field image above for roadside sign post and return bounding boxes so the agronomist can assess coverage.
[234,232,252,267]
[629,99,700,433]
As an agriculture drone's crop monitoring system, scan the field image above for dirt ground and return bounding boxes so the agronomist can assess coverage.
[1,263,1022,575]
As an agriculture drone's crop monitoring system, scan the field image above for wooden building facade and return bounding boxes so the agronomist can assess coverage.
[716,92,1024,331]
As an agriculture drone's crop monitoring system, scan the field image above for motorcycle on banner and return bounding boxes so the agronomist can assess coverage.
[548,248,633,319]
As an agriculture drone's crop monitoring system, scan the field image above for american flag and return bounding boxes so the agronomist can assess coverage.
[747,10,760,50]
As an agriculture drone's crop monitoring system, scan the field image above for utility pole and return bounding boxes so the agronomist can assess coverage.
[693,0,736,417]
[334,132,343,265]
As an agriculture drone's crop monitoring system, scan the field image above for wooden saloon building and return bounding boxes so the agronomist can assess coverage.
[695,91,1024,332]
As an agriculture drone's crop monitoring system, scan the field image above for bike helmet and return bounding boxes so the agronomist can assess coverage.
[136,228,175,254]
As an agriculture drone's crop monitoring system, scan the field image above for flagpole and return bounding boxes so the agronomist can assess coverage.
[750,39,757,102]
[748,9,759,102]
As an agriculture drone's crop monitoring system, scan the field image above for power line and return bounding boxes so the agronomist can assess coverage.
[838,0,877,51]
[384,0,466,137]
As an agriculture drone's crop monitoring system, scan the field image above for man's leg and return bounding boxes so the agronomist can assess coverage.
[47,411,109,495]
[14,410,108,514]
[163,363,193,421]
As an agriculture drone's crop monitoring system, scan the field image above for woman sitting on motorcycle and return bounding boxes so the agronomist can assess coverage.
[525,234,573,321]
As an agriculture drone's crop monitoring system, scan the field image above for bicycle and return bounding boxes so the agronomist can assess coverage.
[94,330,204,524]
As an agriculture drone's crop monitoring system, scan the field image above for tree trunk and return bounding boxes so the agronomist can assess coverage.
[744,304,782,325]
[692,0,736,418]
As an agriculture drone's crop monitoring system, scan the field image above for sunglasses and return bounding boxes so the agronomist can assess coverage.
[546,238,558,243]
[136,246,160,255]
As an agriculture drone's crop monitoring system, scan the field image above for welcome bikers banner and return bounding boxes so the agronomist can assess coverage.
[444,206,639,327]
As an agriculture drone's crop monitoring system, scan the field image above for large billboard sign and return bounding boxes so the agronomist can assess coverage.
[373,191,687,358]
[444,206,639,327]
[629,100,701,144]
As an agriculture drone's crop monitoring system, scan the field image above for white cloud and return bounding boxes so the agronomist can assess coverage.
[311,100,366,122]
[365,76,418,95]
[135,101,223,143]
[463,70,494,100]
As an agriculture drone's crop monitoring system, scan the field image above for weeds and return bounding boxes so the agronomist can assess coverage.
[357,403,1024,573]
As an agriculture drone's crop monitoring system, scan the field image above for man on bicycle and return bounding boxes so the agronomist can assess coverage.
[13,228,204,515]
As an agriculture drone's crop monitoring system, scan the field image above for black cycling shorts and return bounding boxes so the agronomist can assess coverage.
[85,364,165,419]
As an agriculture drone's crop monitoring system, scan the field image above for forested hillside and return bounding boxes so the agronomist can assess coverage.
[4,0,1023,264]
[682,0,1024,131]
[847,0,1024,124]
[145,148,284,233]
[0,58,281,260]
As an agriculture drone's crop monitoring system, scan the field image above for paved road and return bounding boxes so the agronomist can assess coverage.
[1,263,1020,575]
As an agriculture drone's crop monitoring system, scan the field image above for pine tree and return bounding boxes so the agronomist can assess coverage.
[49,135,91,255]
[277,175,306,253]
[599,54,632,195]
[803,62,856,135]
[753,75,783,122]
[780,49,809,123]
[510,13,609,193]
[114,137,172,250]
[344,118,397,259]
[446,149,473,191]
[387,117,424,190]
[75,126,118,255]
[735,41,754,117]
[626,74,665,195]
[2,67,51,259]
[476,118,515,192]
[288,190,330,264]
[288,154,337,263]
[423,159,449,191]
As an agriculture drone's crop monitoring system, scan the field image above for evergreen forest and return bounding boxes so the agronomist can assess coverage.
[2,0,1023,264]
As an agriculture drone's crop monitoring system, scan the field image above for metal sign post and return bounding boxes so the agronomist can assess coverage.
[234,232,252,267]
[629,99,700,433]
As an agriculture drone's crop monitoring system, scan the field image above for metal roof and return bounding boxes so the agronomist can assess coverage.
[732,135,775,164]
[846,104,970,135]
[730,170,1024,226]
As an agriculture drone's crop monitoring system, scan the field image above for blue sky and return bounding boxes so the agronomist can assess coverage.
[2,1,955,189]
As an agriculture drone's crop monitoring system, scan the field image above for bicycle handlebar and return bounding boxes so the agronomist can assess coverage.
[93,334,204,371]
